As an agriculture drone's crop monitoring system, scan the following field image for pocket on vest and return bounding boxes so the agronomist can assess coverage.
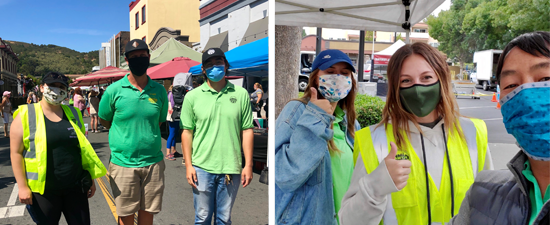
[391,177,418,208]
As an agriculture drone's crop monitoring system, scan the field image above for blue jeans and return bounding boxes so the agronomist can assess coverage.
[166,121,179,149]
[193,166,240,225]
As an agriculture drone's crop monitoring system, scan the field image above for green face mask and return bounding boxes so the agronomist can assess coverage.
[399,81,441,117]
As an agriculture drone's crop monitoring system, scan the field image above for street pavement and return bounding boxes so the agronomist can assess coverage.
[0,115,268,225]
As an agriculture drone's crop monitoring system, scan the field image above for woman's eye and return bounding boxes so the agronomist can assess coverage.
[401,79,410,83]
[423,76,433,80]
[503,84,518,90]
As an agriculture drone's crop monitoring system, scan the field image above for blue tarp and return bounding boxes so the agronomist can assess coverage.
[189,37,268,77]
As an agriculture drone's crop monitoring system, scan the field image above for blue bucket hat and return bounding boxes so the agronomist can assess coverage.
[311,49,356,72]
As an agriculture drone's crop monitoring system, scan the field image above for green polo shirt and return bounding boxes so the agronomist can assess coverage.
[180,82,253,174]
[99,74,168,168]
[522,160,550,224]
[331,106,354,224]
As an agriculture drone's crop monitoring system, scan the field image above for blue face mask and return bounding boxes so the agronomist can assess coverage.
[500,81,550,161]
[205,65,226,82]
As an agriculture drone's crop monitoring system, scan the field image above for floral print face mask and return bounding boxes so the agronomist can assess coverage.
[318,74,352,103]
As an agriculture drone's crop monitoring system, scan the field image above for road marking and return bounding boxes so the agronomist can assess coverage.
[0,183,26,219]
[482,118,503,121]
[7,183,18,206]
[96,177,118,221]
[459,106,496,109]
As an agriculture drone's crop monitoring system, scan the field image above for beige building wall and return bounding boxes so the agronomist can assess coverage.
[130,0,149,42]
[130,0,200,44]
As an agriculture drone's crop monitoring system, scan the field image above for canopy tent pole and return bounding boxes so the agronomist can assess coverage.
[316,27,322,56]
[358,30,365,82]
[402,0,412,44]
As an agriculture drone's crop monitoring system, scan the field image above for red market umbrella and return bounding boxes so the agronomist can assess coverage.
[72,66,129,86]
[147,57,200,80]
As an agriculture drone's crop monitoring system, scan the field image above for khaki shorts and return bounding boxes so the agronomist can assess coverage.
[109,160,165,217]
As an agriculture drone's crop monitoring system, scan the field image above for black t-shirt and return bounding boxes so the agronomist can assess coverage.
[44,113,83,190]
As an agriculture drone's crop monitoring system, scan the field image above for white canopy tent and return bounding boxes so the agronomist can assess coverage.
[275,0,445,39]
[275,0,445,82]
[376,40,406,56]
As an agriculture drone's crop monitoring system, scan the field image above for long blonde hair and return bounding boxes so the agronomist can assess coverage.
[254,83,263,92]
[296,69,357,154]
[377,42,464,149]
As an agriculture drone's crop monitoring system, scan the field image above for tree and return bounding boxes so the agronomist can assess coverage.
[364,31,374,42]
[302,29,307,38]
[275,25,302,118]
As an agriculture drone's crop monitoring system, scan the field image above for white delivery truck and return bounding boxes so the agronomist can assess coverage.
[471,49,502,91]
[298,51,316,92]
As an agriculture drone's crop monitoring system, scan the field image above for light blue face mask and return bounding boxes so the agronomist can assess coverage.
[500,81,550,161]
[205,65,226,82]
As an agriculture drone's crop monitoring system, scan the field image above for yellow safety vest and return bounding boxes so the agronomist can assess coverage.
[353,118,488,224]
[14,103,107,195]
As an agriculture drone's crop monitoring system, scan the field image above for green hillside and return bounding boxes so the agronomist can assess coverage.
[6,40,99,77]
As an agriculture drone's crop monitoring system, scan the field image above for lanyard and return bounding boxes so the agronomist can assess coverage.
[419,123,455,225]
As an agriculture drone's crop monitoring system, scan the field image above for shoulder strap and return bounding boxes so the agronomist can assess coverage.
[66,106,83,129]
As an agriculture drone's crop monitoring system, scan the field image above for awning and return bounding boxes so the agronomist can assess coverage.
[189,37,268,77]
[147,57,200,80]
[203,31,228,52]
[149,38,202,66]
[239,17,268,46]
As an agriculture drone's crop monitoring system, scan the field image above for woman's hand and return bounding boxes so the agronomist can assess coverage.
[88,181,96,198]
[19,185,33,205]
[309,88,334,115]
[384,142,412,190]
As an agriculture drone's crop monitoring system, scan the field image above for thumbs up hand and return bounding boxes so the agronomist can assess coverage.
[384,142,412,190]
[310,87,334,115]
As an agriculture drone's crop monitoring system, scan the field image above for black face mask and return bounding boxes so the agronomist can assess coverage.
[128,57,150,76]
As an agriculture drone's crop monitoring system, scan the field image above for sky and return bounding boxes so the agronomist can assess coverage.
[0,0,132,52]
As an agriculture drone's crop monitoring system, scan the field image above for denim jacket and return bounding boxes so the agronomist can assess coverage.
[275,100,361,225]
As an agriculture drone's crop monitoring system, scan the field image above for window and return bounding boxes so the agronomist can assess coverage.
[135,12,139,29]
[142,36,146,43]
[414,29,427,33]
[142,5,146,24]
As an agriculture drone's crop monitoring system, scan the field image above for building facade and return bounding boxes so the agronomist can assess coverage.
[0,38,19,96]
[129,0,200,46]
[99,31,130,69]
[198,0,268,52]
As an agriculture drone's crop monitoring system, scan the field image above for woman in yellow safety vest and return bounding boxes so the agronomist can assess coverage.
[9,72,106,225]
[339,42,494,225]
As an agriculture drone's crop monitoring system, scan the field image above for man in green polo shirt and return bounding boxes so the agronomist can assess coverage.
[181,48,254,224]
[450,32,549,224]
[98,39,168,225]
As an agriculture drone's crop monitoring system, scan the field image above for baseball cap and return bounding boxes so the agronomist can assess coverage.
[312,49,356,73]
[125,39,149,57]
[202,48,226,64]
[3,91,10,96]
[42,72,69,88]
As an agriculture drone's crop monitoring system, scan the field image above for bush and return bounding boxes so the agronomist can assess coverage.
[296,92,385,128]
[354,94,385,128]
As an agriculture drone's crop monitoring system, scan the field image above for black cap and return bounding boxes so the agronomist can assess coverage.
[202,48,226,64]
[125,39,149,57]
[42,72,69,88]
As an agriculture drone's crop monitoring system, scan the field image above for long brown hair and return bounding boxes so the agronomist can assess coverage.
[378,42,464,149]
[296,68,357,154]
[254,83,263,91]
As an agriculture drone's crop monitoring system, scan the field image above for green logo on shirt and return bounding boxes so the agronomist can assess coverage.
[230,96,237,103]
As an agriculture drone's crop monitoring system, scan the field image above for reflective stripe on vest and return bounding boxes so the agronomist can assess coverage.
[354,118,488,225]
[68,106,82,128]
[25,104,37,159]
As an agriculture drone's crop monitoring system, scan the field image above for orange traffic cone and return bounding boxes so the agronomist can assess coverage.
[491,93,498,102]
[496,101,501,109]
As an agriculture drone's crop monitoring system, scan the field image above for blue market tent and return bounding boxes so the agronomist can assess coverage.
[189,37,268,77]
